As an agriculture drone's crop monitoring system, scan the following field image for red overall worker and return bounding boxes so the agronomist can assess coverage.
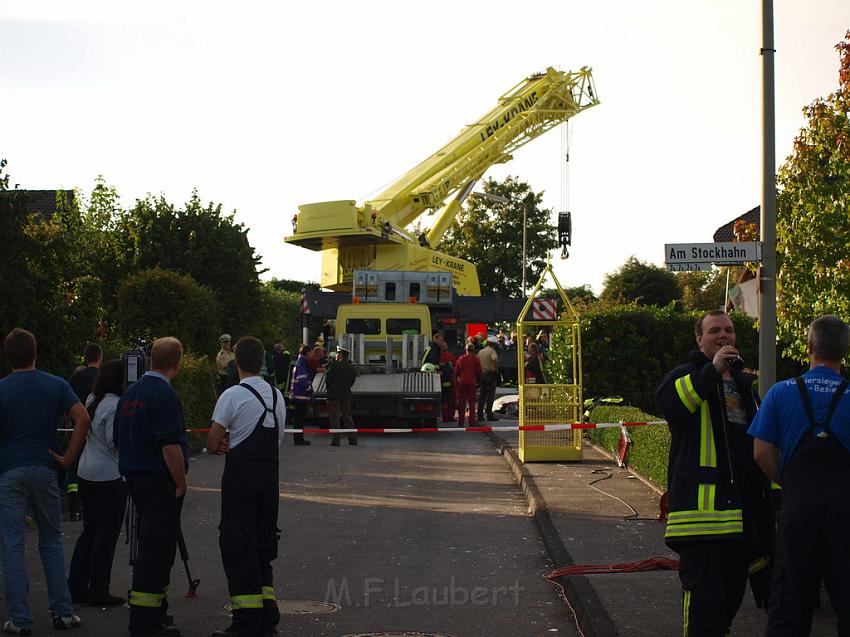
[454,343,482,427]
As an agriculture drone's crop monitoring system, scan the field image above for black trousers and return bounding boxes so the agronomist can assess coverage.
[477,371,497,418]
[766,484,850,636]
[67,477,127,600]
[126,472,183,632]
[676,539,748,636]
[291,400,308,444]
[220,463,280,635]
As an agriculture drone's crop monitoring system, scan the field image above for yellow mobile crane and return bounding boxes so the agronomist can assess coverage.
[286,67,599,296]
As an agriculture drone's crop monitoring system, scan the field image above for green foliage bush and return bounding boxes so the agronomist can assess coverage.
[117,267,220,356]
[251,284,302,352]
[0,191,101,375]
[600,256,681,307]
[172,353,218,454]
[548,306,804,415]
[585,405,670,489]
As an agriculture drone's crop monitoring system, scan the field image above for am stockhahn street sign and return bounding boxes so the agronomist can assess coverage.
[664,241,762,272]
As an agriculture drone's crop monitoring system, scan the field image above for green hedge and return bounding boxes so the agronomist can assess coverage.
[544,306,809,491]
[547,306,805,414]
[172,354,218,454]
[585,405,670,489]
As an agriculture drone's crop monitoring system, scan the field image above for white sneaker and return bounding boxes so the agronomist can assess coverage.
[52,614,82,630]
[3,620,32,636]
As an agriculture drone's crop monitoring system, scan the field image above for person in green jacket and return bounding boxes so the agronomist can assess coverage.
[325,346,358,446]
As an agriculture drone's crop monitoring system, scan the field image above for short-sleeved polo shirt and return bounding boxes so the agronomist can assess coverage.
[748,366,850,471]
[0,369,79,473]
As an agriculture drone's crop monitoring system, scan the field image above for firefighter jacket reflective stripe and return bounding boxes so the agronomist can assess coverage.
[655,350,759,545]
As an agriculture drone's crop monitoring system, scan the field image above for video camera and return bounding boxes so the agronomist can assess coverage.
[122,337,152,389]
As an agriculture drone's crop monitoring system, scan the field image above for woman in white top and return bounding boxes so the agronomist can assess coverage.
[67,360,127,606]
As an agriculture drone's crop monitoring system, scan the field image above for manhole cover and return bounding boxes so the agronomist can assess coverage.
[341,633,458,637]
[279,600,341,614]
[223,600,341,614]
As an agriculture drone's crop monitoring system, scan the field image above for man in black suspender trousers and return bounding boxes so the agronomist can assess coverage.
[750,315,850,636]
[207,337,286,637]
[115,337,188,637]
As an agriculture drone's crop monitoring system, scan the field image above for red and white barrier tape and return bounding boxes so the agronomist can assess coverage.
[57,421,666,435]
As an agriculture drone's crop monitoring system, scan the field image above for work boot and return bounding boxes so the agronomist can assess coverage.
[88,593,125,606]
[130,627,180,637]
[213,609,262,637]
[263,598,280,636]
[130,605,178,636]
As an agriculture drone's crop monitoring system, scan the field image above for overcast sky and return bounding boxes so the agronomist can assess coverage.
[2,1,848,294]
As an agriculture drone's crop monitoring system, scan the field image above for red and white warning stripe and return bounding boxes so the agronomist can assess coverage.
[532,298,558,320]
[58,421,666,435]
[278,421,666,434]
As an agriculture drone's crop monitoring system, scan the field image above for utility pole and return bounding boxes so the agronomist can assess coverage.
[759,0,777,396]
[522,200,528,297]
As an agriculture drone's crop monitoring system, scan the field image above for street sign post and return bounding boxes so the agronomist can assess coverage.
[664,242,761,266]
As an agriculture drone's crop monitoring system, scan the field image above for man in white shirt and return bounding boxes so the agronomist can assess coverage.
[206,337,286,637]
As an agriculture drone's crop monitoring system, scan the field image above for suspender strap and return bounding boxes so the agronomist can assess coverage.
[794,376,848,433]
[238,382,279,428]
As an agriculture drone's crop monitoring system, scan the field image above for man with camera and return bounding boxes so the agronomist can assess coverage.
[749,315,850,635]
[115,337,188,637]
[655,310,774,636]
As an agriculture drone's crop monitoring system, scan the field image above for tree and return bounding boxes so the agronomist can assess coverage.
[0,187,100,375]
[120,191,263,334]
[436,176,558,297]
[776,31,850,360]
[0,158,9,190]
[77,177,129,322]
[117,268,220,355]
[600,256,682,307]
[676,268,729,312]
[268,278,317,294]
[251,283,302,351]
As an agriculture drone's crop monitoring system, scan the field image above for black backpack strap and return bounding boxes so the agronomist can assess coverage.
[239,382,279,428]
[794,376,848,433]
[823,380,848,433]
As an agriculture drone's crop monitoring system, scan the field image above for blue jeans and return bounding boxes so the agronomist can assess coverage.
[0,465,73,627]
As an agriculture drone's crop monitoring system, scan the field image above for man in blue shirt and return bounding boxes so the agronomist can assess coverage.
[115,337,188,637]
[749,315,850,636]
[0,328,91,634]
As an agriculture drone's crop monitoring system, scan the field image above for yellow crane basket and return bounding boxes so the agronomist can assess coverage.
[516,263,583,462]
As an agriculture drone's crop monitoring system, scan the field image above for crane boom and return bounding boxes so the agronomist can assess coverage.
[286,67,598,295]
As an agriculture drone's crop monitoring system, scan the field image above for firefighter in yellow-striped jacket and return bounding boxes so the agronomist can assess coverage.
[655,310,774,637]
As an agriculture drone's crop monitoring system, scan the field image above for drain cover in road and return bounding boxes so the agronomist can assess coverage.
[278,600,342,614]
[224,600,341,614]
[340,633,457,637]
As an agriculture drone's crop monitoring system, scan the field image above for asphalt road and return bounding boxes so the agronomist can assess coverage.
[13,429,577,637]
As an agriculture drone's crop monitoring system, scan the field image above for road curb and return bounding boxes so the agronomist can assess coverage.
[487,432,619,637]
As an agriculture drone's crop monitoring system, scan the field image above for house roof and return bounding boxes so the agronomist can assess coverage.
[713,206,760,242]
[0,190,75,220]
